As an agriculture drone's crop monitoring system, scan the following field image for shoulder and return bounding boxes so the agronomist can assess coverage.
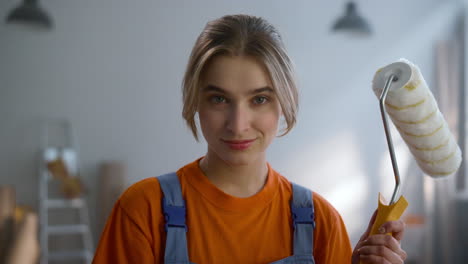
[281,180,346,233]
[120,177,161,204]
[276,176,344,224]
[312,191,350,243]
[118,177,163,220]
[312,191,346,231]
[311,191,352,260]
[312,192,340,217]
[118,166,192,213]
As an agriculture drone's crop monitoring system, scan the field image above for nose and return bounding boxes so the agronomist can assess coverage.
[226,103,250,134]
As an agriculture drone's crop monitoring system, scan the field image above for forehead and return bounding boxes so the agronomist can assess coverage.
[200,55,273,92]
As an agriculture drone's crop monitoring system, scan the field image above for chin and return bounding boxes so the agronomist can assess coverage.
[218,150,262,167]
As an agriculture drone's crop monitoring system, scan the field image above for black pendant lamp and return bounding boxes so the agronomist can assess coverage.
[5,0,53,30]
[332,1,372,36]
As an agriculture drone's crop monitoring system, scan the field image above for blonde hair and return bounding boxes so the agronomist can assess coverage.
[182,14,299,141]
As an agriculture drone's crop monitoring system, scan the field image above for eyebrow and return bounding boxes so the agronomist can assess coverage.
[202,85,274,95]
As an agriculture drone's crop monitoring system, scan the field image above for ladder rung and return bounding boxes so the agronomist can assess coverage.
[49,250,93,260]
[48,224,89,235]
[46,198,85,208]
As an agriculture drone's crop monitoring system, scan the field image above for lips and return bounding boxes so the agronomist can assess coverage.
[221,139,255,150]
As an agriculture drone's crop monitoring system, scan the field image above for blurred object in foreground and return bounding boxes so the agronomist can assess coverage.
[0,186,39,264]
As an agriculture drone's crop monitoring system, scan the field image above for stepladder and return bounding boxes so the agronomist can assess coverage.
[39,120,94,264]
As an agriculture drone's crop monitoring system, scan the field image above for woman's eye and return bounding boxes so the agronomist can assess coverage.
[210,95,226,104]
[253,96,268,105]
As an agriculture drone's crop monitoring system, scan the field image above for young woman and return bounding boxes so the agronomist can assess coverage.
[93,14,406,264]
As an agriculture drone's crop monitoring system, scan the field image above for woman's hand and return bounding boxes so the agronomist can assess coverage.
[351,210,407,264]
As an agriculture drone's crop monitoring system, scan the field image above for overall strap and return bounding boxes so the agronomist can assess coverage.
[290,182,315,256]
[158,172,190,264]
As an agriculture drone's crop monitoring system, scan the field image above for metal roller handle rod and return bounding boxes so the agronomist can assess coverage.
[379,74,401,205]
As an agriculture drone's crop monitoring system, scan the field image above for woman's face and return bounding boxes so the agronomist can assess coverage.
[198,55,282,166]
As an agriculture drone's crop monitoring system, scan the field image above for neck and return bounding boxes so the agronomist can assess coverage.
[199,153,268,198]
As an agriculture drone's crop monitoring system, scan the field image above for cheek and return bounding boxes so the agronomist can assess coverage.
[257,112,281,134]
[198,110,224,134]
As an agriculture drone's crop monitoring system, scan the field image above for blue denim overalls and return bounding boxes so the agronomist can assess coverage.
[158,173,316,264]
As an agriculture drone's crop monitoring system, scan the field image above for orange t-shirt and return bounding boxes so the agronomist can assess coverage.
[93,159,352,264]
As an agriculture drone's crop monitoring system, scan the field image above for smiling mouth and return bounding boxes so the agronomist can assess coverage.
[221,139,255,150]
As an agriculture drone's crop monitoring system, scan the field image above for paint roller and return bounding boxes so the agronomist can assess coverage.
[367,59,462,245]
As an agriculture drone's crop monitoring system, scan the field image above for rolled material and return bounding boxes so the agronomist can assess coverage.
[0,186,15,223]
[98,162,127,233]
[372,59,462,177]
[5,213,40,264]
[0,186,16,263]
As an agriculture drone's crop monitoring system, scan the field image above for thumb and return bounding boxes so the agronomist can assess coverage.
[352,209,379,264]
[360,209,378,241]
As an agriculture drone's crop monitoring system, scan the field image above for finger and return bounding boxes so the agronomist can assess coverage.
[360,210,378,241]
[359,254,396,264]
[379,219,406,241]
[352,209,382,263]
[361,234,407,259]
[359,246,407,262]
[359,244,406,264]
[353,209,379,259]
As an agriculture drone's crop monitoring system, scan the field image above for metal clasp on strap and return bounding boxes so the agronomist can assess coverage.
[162,197,187,232]
[292,207,315,229]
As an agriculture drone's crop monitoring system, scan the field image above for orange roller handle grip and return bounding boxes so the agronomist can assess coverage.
[359,193,408,264]
[369,193,408,235]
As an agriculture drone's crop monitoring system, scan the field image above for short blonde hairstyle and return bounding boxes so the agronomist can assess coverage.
[182,14,299,141]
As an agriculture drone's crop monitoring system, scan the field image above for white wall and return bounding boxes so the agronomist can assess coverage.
[0,0,460,251]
